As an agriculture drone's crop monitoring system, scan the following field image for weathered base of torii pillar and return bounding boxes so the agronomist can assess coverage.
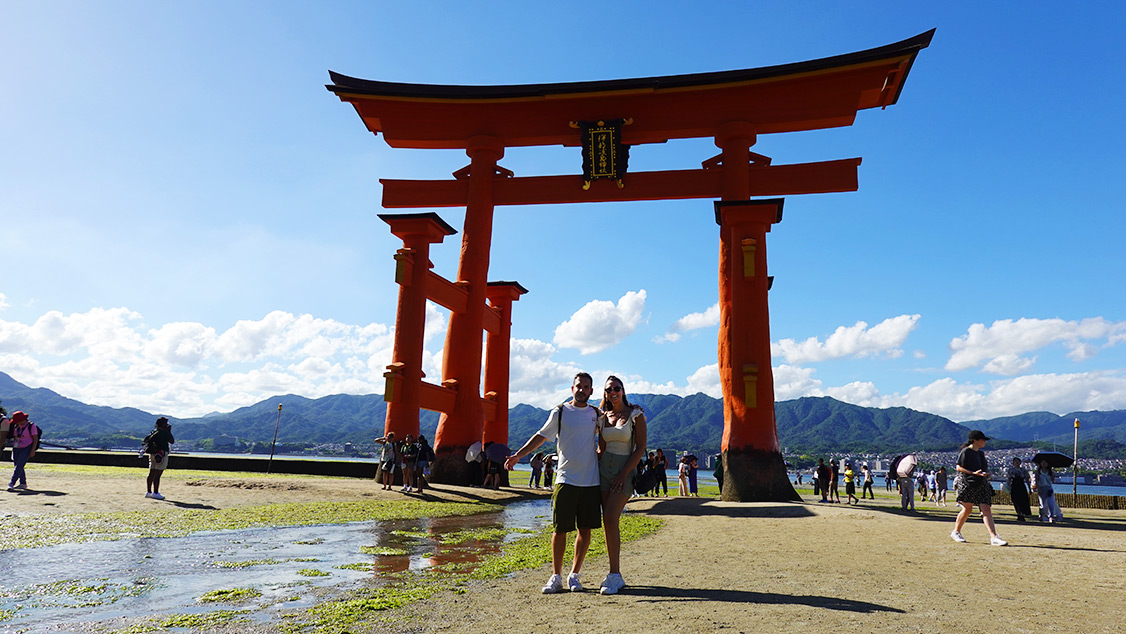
[722,448,797,501]
[715,200,799,502]
[429,447,483,487]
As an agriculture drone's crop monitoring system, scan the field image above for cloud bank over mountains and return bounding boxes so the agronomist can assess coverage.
[1,291,1124,422]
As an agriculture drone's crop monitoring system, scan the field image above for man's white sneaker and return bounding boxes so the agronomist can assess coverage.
[599,572,626,595]
[950,530,967,543]
[145,492,154,498]
[567,573,584,592]
[990,535,1008,546]
[150,492,165,500]
[541,574,564,594]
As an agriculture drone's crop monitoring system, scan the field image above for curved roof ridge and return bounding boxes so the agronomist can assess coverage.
[327,29,934,100]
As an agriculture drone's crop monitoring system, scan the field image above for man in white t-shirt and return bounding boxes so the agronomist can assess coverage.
[506,372,602,594]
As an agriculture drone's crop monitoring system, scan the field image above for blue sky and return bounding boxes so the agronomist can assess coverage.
[2,2,1124,423]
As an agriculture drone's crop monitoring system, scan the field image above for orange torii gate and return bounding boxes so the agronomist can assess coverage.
[328,30,933,500]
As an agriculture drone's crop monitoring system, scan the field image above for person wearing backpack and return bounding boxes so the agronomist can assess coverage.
[144,417,175,500]
[6,411,40,491]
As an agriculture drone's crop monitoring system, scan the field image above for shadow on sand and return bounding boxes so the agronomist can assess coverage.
[628,585,904,613]
[640,497,816,519]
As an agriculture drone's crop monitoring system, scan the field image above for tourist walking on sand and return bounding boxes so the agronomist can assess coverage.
[529,452,544,488]
[936,466,949,506]
[414,434,433,493]
[5,411,40,492]
[893,455,915,511]
[596,375,647,595]
[653,448,669,497]
[927,469,938,502]
[543,454,555,488]
[375,431,398,491]
[400,434,420,493]
[677,456,689,496]
[861,463,875,500]
[816,458,831,503]
[144,417,174,500]
[505,372,603,594]
[1032,458,1064,523]
[829,460,841,503]
[688,453,700,497]
[1005,457,1032,522]
[844,462,858,505]
[951,430,1007,546]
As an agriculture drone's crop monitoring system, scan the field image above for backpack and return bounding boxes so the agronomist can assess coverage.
[7,422,41,451]
[141,429,161,454]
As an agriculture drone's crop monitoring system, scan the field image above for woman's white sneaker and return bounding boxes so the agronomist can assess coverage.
[950,530,967,543]
[990,535,1008,546]
[541,574,563,594]
[599,573,626,595]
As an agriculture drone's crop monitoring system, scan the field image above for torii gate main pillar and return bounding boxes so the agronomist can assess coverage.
[716,200,799,501]
[429,136,505,484]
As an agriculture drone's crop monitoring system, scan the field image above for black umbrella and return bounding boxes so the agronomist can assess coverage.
[484,443,511,463]
[1031,451,1073,469]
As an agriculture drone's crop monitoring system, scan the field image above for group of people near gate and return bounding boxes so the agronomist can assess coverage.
[811,459,879,505]
[373,432,436,494]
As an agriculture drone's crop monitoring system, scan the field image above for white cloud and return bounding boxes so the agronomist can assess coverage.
[802,371,1126,422]
[0,306,398,416]
[0,293,8,311]
[655,303,720,343]
[772,314,920,364]
[982,354,1036,376]
[685,363,722,397]
[553,290,646,355]
[946,317,1126,374]
[772,364,824,400]
[146,322,217,368]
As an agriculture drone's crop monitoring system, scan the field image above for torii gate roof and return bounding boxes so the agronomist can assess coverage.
[327,30,934,150]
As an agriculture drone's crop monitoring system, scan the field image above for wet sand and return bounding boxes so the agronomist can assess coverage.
[4,467,1124,633]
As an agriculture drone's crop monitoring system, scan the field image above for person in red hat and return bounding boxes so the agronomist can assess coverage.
[6,411,40,491]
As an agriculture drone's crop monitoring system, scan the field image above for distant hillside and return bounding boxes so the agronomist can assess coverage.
[962,410,1126,444]
[3,370,1124,457]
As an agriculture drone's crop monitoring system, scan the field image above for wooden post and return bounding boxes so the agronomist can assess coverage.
[380,213,456,441]
[430,136,504,484]
[715,199,799,502]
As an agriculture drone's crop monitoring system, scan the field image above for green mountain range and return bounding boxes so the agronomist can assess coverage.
[3,371,1125,456]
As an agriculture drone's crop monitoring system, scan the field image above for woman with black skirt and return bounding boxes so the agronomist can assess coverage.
[951,430,1008,546]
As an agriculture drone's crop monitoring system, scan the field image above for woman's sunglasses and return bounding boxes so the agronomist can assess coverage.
[605,386,622,393]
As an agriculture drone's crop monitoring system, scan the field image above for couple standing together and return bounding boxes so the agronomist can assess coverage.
[505,372,646,596]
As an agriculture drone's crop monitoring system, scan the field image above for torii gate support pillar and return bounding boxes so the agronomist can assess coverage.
[483,281,527,487]
[716,200,800,502]
[379,213,456,439]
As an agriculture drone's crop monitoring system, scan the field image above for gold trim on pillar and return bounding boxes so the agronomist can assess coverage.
[393,248,415,286]
[741,238,756,278]
[383,362,406,403]
[742,363,758,408]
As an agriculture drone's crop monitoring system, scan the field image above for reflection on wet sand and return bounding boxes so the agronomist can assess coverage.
[367,505,522,576]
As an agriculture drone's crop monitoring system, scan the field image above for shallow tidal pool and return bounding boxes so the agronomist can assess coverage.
[0,498,551,632]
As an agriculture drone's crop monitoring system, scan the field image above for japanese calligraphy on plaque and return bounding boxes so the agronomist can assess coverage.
[578,119,631,189]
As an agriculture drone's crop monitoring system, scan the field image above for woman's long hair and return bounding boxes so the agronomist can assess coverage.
[599,375,633,412]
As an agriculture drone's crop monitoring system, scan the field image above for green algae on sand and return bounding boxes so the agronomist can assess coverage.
[285,514,664,634]
[0,498,502,550]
